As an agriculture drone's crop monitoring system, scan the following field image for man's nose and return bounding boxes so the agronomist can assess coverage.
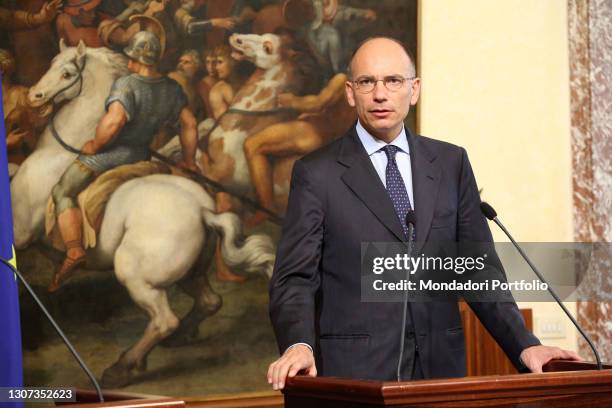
[372,81,388,102]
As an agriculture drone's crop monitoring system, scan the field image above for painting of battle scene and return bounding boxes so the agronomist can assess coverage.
[1,0,417,396]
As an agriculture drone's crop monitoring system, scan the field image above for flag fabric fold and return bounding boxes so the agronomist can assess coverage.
[0,79,24,392]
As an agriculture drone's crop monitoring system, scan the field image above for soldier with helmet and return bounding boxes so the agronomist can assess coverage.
[48,31,198,292]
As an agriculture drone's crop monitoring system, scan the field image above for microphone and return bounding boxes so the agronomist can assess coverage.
[397,210,416,381]
[479,201,602,370]
[405,211,417,253]
[0,257,104,402]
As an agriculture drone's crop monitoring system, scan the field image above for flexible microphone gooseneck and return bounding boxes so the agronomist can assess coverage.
[0,257,104,402]
[479,201,602,370]
[397,210,416,381]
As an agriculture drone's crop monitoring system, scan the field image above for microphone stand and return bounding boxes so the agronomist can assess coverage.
[480,202,602,370]
[0,257,104,402]
[396,220,415,381]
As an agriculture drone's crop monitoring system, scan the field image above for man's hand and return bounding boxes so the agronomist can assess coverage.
[80,140,97,155]
[6,129,27,150]
[520,345,583,373]
[267,344,317,390]
[176,160,198,173]
[145,0,168,16]
[36,0,62,24]
[211,17,236,30]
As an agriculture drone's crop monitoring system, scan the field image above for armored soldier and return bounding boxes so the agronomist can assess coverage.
[49,31,198,292]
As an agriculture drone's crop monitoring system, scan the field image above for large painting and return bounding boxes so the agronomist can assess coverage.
[1,0,417,396]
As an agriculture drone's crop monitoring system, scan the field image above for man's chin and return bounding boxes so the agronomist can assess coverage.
[361,119,403,139]
[365,118,396,131]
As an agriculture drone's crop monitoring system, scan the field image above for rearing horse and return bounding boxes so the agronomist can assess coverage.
[11,40,275,388]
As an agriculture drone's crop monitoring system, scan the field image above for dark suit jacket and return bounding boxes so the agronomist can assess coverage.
[269,125,540,380]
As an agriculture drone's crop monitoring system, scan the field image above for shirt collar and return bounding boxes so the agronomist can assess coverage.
[356,119,410,156]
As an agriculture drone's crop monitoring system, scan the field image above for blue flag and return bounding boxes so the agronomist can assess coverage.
[0,77,23,390]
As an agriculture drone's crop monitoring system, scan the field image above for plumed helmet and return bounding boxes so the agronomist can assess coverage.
[124,31,161,66]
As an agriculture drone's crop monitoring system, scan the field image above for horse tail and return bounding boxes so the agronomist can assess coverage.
[202,209,275,278]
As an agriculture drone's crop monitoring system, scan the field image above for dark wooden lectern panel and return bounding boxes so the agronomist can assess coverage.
[460,302,533,376]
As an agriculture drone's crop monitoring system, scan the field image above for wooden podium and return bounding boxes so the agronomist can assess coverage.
[283,361,612,407]
[57,389,186,407]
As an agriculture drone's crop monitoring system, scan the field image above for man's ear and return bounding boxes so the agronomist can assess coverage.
[410,78,421,106]
[345,80,356,107]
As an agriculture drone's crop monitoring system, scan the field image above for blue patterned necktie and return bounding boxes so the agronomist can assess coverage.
[381,145,414,240]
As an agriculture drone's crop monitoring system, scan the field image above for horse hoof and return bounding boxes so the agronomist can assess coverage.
[100,362,133,389]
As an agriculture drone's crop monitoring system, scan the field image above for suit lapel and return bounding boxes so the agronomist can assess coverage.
[407,128,441,254]
[339,127,405,242]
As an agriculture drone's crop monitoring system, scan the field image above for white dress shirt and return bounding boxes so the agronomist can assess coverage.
[355,120,415,208]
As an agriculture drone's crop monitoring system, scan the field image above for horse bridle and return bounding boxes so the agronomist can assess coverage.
[49,54,88,154]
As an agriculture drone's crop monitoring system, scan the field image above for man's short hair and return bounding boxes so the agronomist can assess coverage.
[182,49,202,70]
[181,49,202,70]
[346,36,416,79]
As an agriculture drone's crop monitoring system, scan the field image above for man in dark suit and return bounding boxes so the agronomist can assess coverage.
[267,37,581,389]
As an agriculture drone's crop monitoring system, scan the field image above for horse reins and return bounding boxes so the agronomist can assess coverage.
[49,55,88,154]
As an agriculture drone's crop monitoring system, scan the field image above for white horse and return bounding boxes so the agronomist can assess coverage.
[11,41,275,387]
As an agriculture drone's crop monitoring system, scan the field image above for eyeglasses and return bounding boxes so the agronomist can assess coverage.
[351,75,416,93]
